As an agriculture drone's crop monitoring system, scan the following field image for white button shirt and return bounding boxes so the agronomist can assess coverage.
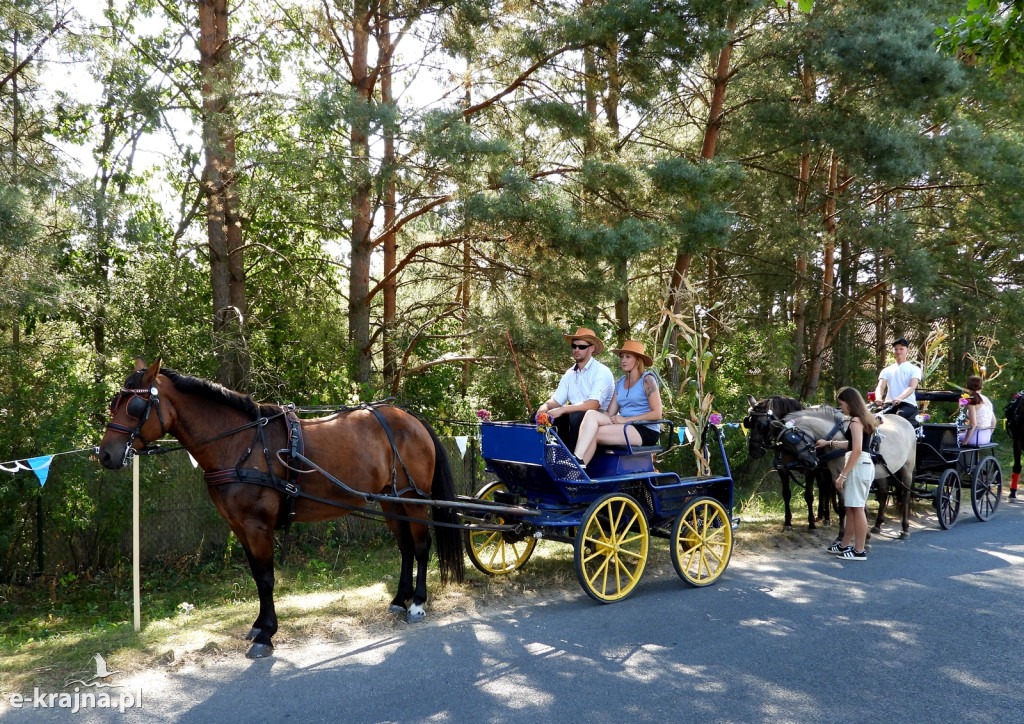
[551,357,615,411]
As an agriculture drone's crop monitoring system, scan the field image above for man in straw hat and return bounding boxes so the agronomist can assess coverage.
[535,327,615,451]
[873,336,921,424]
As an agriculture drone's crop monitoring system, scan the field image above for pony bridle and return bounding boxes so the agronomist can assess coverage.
[106,385,167,466]
[775,425,819,469]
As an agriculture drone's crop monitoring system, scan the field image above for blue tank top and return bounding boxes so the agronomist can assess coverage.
[615,372,660,432]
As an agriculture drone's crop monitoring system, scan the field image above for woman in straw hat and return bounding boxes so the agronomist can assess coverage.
[573,340,663,467]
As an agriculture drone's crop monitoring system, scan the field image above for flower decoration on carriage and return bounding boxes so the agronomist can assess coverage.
[867,391,876,402]
[708,412,723,426]
[535,412,553,435]
[915,412,931,423]
[959,394,971,406]
[476,409,491,423]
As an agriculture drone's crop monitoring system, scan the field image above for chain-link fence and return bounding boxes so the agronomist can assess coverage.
[1,436,492,581]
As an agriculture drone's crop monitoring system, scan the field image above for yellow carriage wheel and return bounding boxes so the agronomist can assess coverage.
[573,493,649,603]
[465,481,537,576]
[672,496,733,587]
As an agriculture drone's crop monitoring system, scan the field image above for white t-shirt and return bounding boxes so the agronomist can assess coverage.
[879,361,922,406]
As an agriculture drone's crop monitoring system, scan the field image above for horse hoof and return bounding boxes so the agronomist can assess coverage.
[388,604,406,616]
[870,525,881,535]
[899,532,909,541]
[245,627,261,641]
[808,523,816,530]
[245,643,273,659]
[406,604,426,623]
[782,525,793,532]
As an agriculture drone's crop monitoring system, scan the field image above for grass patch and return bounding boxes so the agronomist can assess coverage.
[0,532,585,696]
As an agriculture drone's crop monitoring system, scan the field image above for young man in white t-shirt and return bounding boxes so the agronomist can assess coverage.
[874,337,922,424]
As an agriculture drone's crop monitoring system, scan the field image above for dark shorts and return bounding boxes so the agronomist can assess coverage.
[636,425,661,446]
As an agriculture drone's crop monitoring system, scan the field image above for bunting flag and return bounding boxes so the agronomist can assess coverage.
[187,452,199,468]
[0,461,31,474]
[454,436,468,457]
[27,456,53,487]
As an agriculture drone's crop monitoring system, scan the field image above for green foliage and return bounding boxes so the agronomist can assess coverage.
[937,0,1024,76]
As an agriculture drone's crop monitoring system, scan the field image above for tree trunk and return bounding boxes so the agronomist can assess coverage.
[199,0,247,390]
[801,150,840,401]
[665,26,735,386]
[381,12,398,388]
[348,0,374,385]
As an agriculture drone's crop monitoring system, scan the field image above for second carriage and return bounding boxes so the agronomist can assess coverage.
[912,390,1003,529]
[459,420,739,603]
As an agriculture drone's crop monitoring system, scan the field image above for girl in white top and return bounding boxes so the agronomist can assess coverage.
[961,375,996,445]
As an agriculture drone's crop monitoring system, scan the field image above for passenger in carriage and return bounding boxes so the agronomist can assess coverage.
[959,375,996,446]
[535,327,615,452]
[571,340,663,468]
[873,337,922,424]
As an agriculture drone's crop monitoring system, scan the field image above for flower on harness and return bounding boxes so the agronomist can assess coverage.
[915,413,931,423]
[536,412,552,434]
[476,409,491,422]
[709,412,723,426]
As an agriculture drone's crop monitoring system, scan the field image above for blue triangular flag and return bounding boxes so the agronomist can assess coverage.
[27,456,53,486]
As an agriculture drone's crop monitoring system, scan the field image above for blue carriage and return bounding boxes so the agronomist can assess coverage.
[461,420,739,603]
[913,391,1003,529]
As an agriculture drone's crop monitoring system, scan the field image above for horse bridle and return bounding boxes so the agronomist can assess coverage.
[744,405,843,469]
[106,385,167,466]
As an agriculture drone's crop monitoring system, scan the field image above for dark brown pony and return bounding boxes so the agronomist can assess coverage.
[97,360,464,659]
[1006,393,1024,499]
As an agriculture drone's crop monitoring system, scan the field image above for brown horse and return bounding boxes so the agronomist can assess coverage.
[97,360,464,659]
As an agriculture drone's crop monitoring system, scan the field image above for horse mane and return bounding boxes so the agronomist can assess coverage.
[762,395,804,417]
[125,368,281,419]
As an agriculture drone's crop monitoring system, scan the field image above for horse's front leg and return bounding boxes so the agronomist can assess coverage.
[237,526,278,659]
[802,473,816,529]
[780,471,795,531]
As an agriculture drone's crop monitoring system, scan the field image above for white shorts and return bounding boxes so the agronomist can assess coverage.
[843,452,874,508]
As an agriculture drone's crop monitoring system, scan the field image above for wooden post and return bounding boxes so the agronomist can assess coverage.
[133,454,141,633]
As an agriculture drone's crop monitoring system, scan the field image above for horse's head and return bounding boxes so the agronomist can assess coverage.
[97,358,171,469]
[743,395,775,459]
[770,419,820,470]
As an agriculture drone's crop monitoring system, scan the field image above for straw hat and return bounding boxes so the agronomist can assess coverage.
[610,340,653,367]
[562,327,605,354]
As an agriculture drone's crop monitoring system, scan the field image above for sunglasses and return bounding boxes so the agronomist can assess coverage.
[571,343,592,350]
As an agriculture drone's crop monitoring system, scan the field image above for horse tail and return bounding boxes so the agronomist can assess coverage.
[422,420,466,585]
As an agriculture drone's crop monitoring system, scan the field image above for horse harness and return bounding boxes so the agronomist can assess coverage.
[202,402,426,530]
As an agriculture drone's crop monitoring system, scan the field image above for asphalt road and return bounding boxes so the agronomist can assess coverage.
[7,498,1024,724]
